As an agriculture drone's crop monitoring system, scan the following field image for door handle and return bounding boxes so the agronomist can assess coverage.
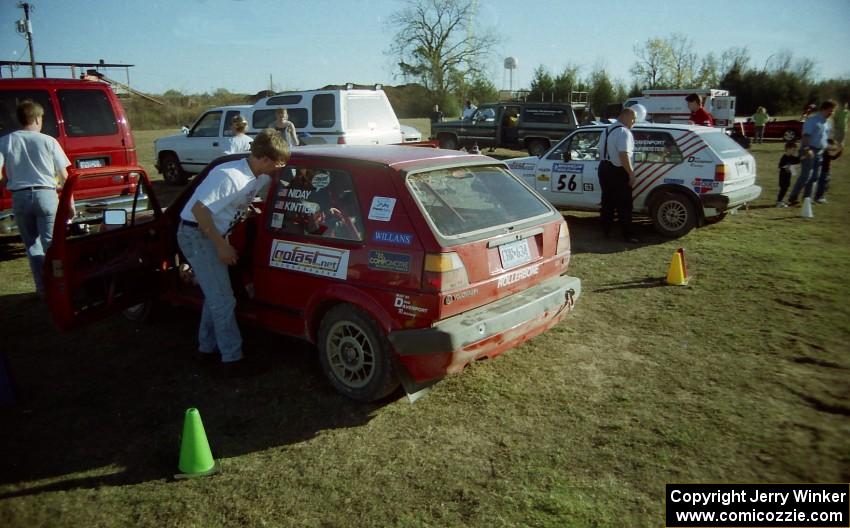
[213,142,219,147]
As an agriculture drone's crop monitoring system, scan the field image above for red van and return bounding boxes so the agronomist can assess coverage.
[0,78,144,235]
[44,146,581,401]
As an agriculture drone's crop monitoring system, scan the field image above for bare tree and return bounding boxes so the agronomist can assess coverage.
[631,37,671,88]
[387,0,497,101]
[667,34,698,87]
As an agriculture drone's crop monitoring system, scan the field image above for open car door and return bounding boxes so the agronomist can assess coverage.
[44,168,172,331]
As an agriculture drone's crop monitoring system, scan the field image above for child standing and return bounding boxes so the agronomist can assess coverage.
[814,139,843,203]
[776,140,800,207]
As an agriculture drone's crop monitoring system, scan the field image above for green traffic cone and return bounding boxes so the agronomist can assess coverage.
[175,408,220,479]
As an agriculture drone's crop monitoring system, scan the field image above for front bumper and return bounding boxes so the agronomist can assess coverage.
[388,274,581,382]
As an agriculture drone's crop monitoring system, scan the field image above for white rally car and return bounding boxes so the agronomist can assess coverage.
[506,123,762,237]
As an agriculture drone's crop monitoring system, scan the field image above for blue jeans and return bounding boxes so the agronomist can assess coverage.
[177,225,242,363]
[789,149,823,202]
[13,189,58,295]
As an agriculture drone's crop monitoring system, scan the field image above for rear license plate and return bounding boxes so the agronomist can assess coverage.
[78,158,106,168]
[499,238,531,269]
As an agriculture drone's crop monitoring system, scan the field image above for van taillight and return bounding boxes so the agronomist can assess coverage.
[337,136,346,144]
[422,252,469,292]
[714,164,726,182]
[128,171,140,184]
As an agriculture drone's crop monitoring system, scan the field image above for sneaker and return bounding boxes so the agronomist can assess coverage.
[776,201,788,208]
[787,199,799,207]
[815,198,827,204]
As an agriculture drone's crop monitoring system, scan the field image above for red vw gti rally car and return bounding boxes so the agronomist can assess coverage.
[44,145,581,401]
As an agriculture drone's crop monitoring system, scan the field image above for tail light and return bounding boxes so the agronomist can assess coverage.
[423,252,469,292]
[337,136,346,144]
[556,219,570,255]
[714,164,726,182]
[128,171,140,184]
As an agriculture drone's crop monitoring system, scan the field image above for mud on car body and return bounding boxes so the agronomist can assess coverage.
[44,145,581,402]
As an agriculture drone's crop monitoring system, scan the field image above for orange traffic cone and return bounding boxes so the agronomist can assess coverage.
[666,247,690,286]
[175,408,220,479]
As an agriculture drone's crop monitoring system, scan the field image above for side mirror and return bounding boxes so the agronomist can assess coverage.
[103,209,128,226]
[562,151,571,162]
[181,126,190,135]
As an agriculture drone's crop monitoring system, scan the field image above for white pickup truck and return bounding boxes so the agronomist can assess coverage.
[155,88,424,185]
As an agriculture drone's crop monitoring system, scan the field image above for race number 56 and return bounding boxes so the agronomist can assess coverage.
[555,173,581,193]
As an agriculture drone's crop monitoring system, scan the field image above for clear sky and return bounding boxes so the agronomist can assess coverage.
[1,0,849,95]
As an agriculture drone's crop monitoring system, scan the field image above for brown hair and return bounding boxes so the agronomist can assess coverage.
[16,99,44,126]
[685,93,702,105]
[251,128,291,162]
[820,100,837,111]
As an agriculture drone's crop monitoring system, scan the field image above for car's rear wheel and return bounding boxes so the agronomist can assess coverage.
[783,129,797,141]
[318,304,399,402]
[123,300,154,322]
[527,139,549,157]
[161,153,188,185]
[438,134,458,150]
[650,192,697,237]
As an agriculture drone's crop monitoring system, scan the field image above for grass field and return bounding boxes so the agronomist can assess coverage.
[1,127,848,527]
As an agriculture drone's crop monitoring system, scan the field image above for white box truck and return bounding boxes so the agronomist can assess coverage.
[624,89,735,128]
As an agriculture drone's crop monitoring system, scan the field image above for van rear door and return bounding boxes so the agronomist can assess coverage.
[57,88,131,169]
[344,92,402,144]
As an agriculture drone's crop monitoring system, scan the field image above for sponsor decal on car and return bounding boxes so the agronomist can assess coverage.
[271,212,284,228]
[508,161,536,171]
[368,196,396,221]
[394,293,428,318]
[269,240,349,279]
[371,230,414,246]
[692,178,720,194]
[553,163,583,174]
[663,178,685,185]
[311,172,330,189]
[497,264,540,288]
[368,250,411,273]
[583,183,594,192]
[444,288,479,305]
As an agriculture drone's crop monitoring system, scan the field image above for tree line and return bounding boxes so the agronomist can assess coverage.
[385,0,849,118]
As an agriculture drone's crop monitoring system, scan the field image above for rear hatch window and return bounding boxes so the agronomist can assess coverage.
[700,130,746,158]
[58,89,118,137]
[700,130,756,186]
[406,165,552,239]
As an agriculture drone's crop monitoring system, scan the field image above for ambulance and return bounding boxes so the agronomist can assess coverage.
[506,122,761,237]
[623,89,736,127]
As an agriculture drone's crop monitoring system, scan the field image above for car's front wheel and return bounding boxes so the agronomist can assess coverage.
[318,304,399,402]
[161,153,188,185]
[527,139,549,157]
[783,129,797,141]
[438,134,458,150]
[650,192,697,237]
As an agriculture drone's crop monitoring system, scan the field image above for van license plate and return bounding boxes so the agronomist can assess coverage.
[78,159,105,168]
[499,239,531,269]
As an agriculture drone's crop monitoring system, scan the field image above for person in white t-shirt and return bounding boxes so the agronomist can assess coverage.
[598,107,638,243]
[223,115,253,154]
[177,129,290,372]
[0,100,70,297]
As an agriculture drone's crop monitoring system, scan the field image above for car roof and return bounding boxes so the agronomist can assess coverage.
[579,122,722,133]
[209,104,252,112]
[289,145,492,170]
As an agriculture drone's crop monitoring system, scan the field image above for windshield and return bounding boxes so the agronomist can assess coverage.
[407,165,552,238]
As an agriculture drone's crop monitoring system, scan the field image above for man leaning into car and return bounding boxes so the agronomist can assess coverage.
[598,107,639,243]
[176,129,290,373]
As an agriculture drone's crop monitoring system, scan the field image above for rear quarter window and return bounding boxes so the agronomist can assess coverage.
[522,107,570,124]
[700,130,746,157]
[252,108,308,129]
[407,165,552,237]
[58,89,118,137]
[346,96,397,130]
[312,94,336,128]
